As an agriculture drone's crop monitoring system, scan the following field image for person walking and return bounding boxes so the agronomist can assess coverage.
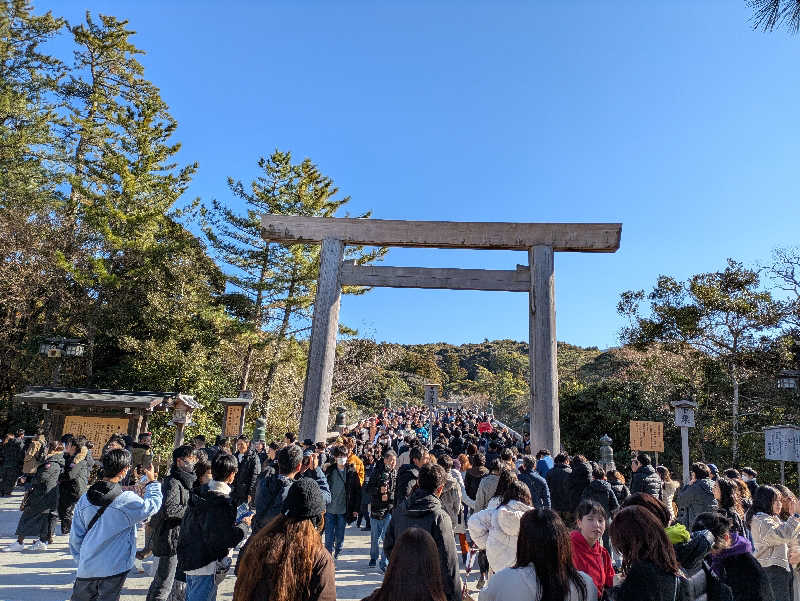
[20,432,47,487]
[396,445,428,507]
[323,445,361,559]
[656,466,679,522]
[607,470,630,507]
[146,444,197,601]
[675,462,718,529]
[570,500,615,598]
[0,429,25,496]
[177,453,251,601]
[518,455,551,509]
[368,450,397,571]
[746,485,800,601]
[3,440,64,552]
[59,436,91,535]
[609,506,685,601]
[68,448,162,601]
[231,435,260,508]
[385,463,462,601]
[477,508,597,601]
[361,528,448,601]
[232,479,335,601]
[547,453,573,525]
[464,453,488,503]
[469,480,533,574]
[629,454,662,499]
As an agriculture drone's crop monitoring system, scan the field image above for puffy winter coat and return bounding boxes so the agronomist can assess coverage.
[566,460,592,513]
[395,463,419,506]
[439,474,462,530]
[59,447,91,502]
[546,463,573,512]
[16,452,64,540]
[150,463,195,557]
[630,464,663,499]
[469,499,533,573]
[464,465,488,500]
[581,479,620,517]
[385,489,461,601]
[608,477,631,507]
[676,478,718,529]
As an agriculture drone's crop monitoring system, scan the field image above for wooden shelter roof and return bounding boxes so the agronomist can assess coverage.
[14,387,175,410]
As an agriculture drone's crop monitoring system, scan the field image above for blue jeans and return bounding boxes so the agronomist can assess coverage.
[186,574,215,601]
[370,515,391,568]
[324,513,346,555]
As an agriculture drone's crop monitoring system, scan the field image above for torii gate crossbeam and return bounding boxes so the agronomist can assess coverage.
[261,215,622,452]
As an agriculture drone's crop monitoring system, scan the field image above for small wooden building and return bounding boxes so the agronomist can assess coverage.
[14,387,174,451]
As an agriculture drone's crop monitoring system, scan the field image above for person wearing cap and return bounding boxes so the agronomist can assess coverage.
[232,479,335,601]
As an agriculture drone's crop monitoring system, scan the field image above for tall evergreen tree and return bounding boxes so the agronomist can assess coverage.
[202,150,386,416]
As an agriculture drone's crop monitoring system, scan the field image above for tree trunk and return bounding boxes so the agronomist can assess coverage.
[262,267,299,406]
[732,373,740,466]
[239,248,270,393]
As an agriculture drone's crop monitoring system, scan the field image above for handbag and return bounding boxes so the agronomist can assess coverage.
[19,489,31,511]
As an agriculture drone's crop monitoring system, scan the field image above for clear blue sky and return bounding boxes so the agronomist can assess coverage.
[41,1,800,349]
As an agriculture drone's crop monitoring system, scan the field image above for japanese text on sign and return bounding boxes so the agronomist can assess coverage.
[765,426,800,462]
[673,407,695,428]
[629,420,664,452]
[63,415,129,453]
[224,405,243,437]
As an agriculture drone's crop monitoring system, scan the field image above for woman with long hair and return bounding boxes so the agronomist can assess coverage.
[656,466,679,522]
[609,506,684,601]
[607,470,630,507]
[469,480,534,574]
[233,479,334,601]
[361,527,447,601]
[478,508,596,601]
[746,485,800,601]
[716,476,746,535]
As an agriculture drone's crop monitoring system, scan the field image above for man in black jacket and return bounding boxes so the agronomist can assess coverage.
[177,454,251,600]
[146,444,197,601]
[395,445,428,507]
[546,453,573,525]
[253,444,302,530]
[367,449,397,570]
[231,435,260,508]
[58,436,91,535]
[324,445,361,559]
[629,453,663,499]
[385,463,462,601]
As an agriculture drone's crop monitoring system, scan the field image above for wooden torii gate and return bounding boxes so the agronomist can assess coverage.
[261,215,622,451]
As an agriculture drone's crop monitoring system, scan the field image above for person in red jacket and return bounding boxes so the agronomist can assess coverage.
[570,499,615,597]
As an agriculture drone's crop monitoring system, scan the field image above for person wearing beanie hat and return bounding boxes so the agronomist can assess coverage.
[233,479,335,601]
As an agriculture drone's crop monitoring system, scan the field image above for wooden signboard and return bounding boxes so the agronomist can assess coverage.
[629,420,664,452]
[63,415,130,453]
[224,405,244,437]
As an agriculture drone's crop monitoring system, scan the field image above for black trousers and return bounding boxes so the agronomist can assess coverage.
[0,467,20,495]
[70,571,128,601]
[59,492,79,534]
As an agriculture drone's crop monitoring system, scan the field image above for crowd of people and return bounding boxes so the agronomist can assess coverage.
[2,406,800,601]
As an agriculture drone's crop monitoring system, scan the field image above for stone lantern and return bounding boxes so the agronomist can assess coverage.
[252,417,267,443]
[170,394,200,448]
[335,407,347,433]
[599,433,615,472]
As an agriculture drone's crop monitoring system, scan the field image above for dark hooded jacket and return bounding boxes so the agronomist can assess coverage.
[464,465,488,500]
[384,489,461,601]
[630,464,663,499]
[608,476,631,506]
[546,462,573,512]
[676,478,718,529]
[176,482,247,573]
[581,478,620,517]
[566,459,592,513]
[150,462,196,557]
[16,452,64,537]
[710,533,772,601]
[231,448,261,505]
[2,436,25,469]
[253,472,294,531]
[518,468,551,509]
[394,463,420,507]
[59,447,91,502]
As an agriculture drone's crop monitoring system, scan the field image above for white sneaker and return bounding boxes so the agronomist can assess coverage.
[3,541,25,552]
[27,540,47,551]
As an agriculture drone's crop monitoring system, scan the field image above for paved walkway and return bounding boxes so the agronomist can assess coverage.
[0,490,483,601]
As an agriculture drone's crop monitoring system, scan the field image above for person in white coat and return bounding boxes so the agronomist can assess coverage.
[479,508,597,601]
[469,481,534,574]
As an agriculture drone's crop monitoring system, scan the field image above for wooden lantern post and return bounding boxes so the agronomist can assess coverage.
[170,394,200,448]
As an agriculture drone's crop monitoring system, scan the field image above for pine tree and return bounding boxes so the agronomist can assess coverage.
[203,150,386,416]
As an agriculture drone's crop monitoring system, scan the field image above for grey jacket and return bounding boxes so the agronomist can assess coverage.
[475,473,500,513]
[676,478,718,528]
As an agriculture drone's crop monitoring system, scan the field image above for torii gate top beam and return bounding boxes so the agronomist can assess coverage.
[261,215,621,253]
